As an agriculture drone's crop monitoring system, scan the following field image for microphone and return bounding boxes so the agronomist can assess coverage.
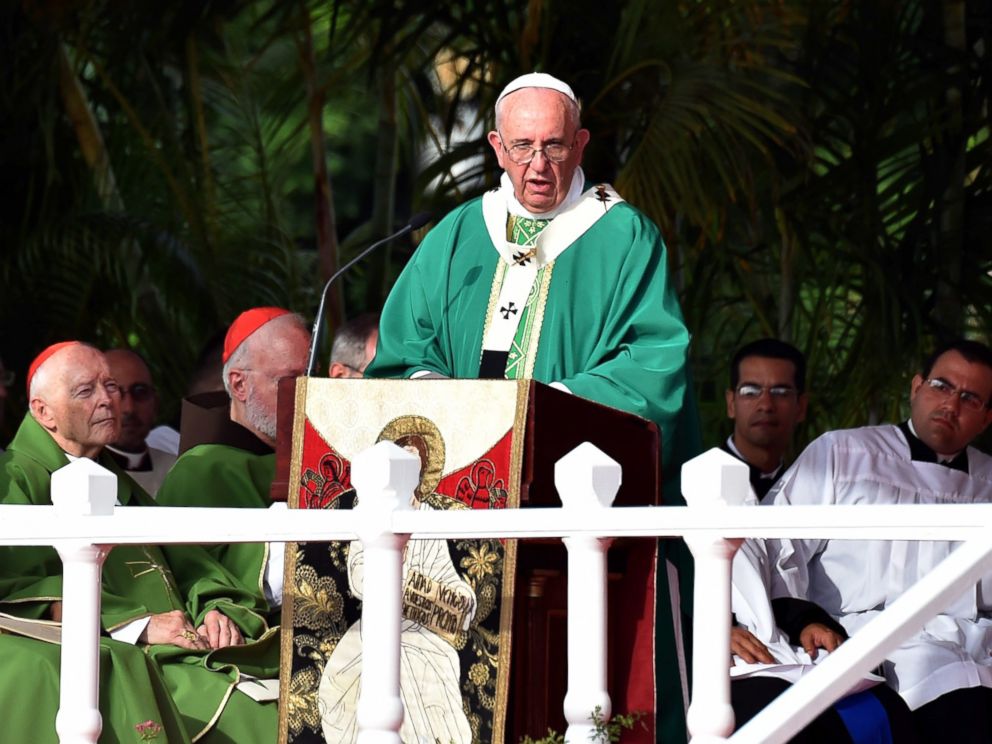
[305,211,433,376]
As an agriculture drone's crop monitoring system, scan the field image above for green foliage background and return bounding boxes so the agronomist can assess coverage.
[1,0,990,455]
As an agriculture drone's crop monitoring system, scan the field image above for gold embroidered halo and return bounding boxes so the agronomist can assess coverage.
[375,415,446,500]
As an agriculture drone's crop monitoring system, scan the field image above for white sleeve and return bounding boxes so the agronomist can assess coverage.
[764,434,838,601]
[264,503,287,607]
[110,616,151,644]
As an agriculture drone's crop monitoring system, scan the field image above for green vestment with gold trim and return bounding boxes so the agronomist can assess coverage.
[368,190,702,743]
[0,414,279,743]
[157,443,275,613]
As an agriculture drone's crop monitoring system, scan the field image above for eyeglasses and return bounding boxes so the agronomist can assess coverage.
[923,377,988,412]
[117,383,155,402]
[498,133,574,165]
[736,384,798,400]
[0,369,13,387]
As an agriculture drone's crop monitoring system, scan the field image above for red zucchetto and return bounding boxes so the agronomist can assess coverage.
[26,341,82,396]
[222,307,292,364]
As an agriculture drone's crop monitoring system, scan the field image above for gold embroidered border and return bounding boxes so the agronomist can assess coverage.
[288,377,310,511]
[522,262,555,379]
[490,380,529,743]
[277,377,311,744]
[191,677,238,743]
[276,538,299,744]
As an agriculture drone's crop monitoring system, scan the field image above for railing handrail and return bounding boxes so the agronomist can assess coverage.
[1,502,991,545]
[5,444,991,743]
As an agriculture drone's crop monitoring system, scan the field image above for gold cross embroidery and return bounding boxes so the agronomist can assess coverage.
[125,559,169,579]
[512,248,536,265]
[124,547,182,608]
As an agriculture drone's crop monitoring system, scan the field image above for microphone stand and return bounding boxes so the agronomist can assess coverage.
[305,212,432,376]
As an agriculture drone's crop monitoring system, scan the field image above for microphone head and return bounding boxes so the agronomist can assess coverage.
[407,211,433,231]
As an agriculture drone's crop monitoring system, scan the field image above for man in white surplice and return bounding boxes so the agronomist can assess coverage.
[765,339,992,742]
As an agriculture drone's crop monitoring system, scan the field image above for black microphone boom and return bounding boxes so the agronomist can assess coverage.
[305,212,433,376]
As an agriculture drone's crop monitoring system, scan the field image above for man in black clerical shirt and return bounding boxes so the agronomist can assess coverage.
[758,338,992,743]
[723,338,808,499]
[104,349,177,496]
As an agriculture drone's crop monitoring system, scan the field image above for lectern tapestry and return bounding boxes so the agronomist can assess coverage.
[278,379,526,744]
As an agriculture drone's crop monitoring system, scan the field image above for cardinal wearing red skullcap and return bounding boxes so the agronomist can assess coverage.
[0,339,281,742]
[222,306,293,364]
[159,307,310,617]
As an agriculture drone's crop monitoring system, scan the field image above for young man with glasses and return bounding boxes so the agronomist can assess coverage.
[104,348,177,496]
[765,338,992,742]
[725,340,917,741]
[723,338,809,499]
[367,71,700,743]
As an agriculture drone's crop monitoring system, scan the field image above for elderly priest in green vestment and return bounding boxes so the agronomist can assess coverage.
[0,341,279,743]
[158,307,311,614]
[366,72,701,742]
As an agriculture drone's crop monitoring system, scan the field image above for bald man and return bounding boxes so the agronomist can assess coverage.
[158,308,310,614]
[0,341,278,743]
[104,348,177,496]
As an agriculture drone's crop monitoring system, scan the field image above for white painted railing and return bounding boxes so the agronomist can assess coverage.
[3,444,992,743]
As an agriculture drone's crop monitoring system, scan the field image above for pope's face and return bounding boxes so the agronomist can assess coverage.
[910,350,992,455]
[488,88,590,214]
[38,346,121,457]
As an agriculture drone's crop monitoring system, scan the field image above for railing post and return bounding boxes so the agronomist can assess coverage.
[351,441,420,744]
[556,442,621,742]
[681,449,750,743]
[51,459,116,744]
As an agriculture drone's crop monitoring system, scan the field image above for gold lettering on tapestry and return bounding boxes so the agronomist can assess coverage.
[402,568,472,645]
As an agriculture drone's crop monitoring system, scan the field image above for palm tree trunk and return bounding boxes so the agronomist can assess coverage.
[57,43,123,212]
[935,0,966,337]
[298,1,342,332]
[185,35,218,254]
[775,207,796,342]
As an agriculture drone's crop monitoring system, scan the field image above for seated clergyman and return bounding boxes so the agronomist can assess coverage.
[103,347,178,496]
[0,341,279,744]
[766,338,992,743]
[158,307,311,615]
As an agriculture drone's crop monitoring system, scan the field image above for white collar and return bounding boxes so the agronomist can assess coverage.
[500,167,585,220]
[105,444,150,469]
[725,435,783,479]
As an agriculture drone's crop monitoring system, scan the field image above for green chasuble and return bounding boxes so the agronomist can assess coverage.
[0,414,279,744]
[367,185,702,742]
[157,441,274,612]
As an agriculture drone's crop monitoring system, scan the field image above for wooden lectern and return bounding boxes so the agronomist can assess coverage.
[272,378,660,744]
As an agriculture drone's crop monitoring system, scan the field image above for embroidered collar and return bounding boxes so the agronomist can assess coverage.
[482,177,624,269]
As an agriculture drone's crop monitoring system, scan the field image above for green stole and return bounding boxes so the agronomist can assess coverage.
[503,215,551,378]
